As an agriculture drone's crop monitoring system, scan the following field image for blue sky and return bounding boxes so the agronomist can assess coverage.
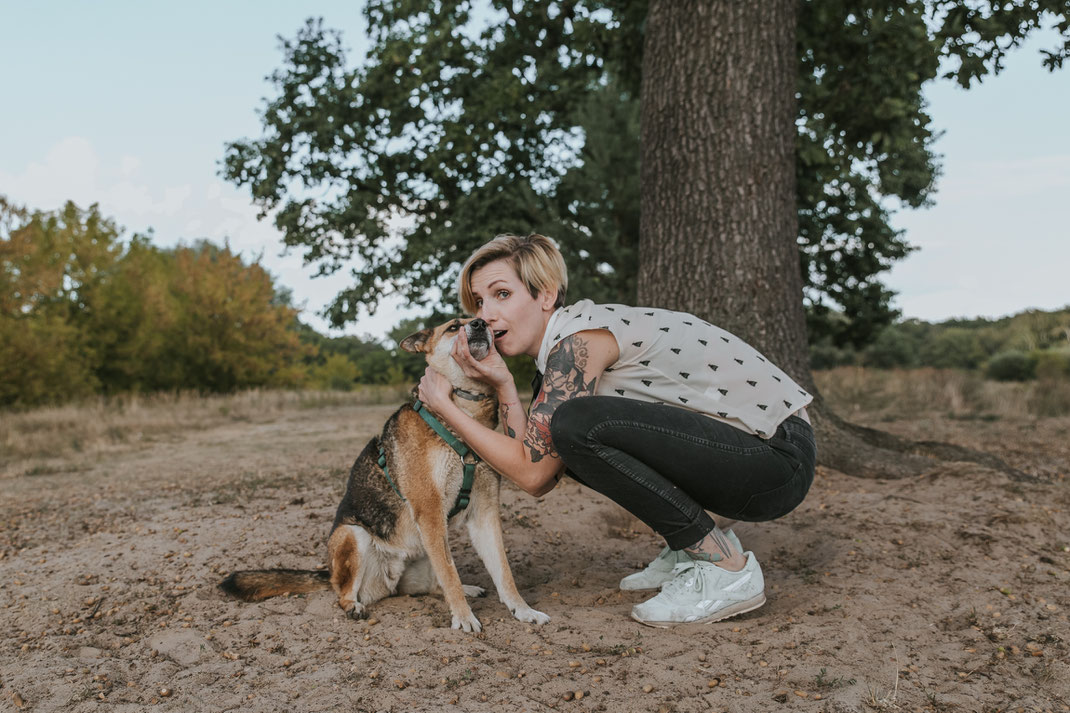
[2,3,1068,341]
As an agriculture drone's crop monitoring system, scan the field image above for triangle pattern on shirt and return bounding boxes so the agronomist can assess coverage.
[535,300,814,439]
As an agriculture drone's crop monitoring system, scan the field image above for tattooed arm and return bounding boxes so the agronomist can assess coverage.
[525,334,598,463]
[417,329,617,496]
[499,397,525,439]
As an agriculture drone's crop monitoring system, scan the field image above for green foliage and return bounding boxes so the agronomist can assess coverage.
[0,311,98,406]
[159,242,310,391]
[223,7,640,327]
[1031,349,1070,380]
[310,353,362,390]
[1,198,119,405]
[0,197,312,407]
[222,2,1068,349]
[986,350,1037,381]
[862,326,920,369]
[809,308,1070,380]
[809,338,858,370]
[918,327,985,369]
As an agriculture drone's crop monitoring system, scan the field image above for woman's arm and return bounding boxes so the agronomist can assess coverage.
[418,329,619,496]
[495,380,527,440]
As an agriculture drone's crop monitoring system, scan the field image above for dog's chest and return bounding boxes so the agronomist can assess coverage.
[429,446,479,504]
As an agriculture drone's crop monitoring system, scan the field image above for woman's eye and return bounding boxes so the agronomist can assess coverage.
[497,290,510,299]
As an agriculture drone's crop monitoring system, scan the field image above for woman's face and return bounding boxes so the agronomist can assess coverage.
[469,259,556,358]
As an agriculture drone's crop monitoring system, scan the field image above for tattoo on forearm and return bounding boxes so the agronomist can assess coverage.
[524,335,597,463]
[501,402,517,438]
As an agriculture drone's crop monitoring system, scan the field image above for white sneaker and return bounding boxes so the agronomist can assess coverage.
[630,553,766,628]
[619,529,743,591]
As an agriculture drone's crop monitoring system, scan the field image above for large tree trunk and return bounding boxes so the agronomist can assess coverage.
[639,0,805,378]
[638,0,1028,481]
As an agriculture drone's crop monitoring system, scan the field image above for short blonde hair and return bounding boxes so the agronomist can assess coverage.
[459,233,568,315]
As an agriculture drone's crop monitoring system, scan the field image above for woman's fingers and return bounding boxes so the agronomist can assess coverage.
[453,330,487,376]
[419,366,452,408]
[450,326,511,390]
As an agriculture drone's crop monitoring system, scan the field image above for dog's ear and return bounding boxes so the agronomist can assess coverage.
[400,328,433,354]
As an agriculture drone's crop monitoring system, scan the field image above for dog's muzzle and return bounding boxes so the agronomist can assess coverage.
[466,318,492,361]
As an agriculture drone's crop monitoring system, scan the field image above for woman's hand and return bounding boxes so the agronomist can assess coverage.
[451,328,514,392]
[417,366,455,415]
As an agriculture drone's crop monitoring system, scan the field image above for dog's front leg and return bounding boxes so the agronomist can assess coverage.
[411,501,481,632]
[466,493,550,626]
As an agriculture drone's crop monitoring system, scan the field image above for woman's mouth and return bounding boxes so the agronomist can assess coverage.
[493,330,507,342]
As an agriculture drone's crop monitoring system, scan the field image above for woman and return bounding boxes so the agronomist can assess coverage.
[417,234,816,627]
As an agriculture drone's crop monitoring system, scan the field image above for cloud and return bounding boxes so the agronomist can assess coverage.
[0,137,427,338]
[0,136,191,222]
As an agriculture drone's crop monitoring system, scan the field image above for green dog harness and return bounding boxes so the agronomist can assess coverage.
[376,398,482,519]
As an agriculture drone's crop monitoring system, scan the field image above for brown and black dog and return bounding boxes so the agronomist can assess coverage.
[220,317,548,632]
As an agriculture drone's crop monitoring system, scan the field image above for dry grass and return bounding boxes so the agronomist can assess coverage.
[815,366,1070,419]
[0,386,411,473]
[5,367,1067,476]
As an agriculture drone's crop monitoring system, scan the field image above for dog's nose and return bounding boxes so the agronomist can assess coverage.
[469,318,487,330]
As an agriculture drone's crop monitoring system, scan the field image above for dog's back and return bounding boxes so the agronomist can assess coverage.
[332,407,411,540]
[218,410,411,602]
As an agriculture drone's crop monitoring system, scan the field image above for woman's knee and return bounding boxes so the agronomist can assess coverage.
[549,396,603,454]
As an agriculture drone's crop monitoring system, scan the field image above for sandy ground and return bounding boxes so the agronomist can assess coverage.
[1,400,1068,712]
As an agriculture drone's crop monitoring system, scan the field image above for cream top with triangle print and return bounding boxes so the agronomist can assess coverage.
[535,300,813,439]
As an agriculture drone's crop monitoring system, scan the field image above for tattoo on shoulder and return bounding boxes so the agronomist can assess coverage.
[525,335,597,462]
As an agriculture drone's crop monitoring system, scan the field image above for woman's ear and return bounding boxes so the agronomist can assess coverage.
[539,288,558,311]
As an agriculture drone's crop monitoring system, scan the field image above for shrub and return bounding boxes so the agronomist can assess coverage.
[862,326,919,368]
[985,350,1036,382]
[310,353,361,391]
[1032,349,1070,380]
[919,328,985,369]
[809,340,857,370]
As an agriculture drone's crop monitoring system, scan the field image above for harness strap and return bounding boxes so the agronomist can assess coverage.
[414,399,478,519]
[375,400,481,519]
[376,441,406,502]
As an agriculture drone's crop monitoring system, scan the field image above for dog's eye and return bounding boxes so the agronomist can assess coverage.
[447,323,461,332]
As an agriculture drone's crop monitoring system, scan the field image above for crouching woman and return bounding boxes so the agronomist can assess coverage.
[417,233,816,627]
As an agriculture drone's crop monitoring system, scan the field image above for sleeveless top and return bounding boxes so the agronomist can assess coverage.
[534,299,813,439]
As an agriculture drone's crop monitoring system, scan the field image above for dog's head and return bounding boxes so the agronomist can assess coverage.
[400,317,494,391]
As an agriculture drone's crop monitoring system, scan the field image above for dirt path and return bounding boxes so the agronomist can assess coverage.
[1,403,1068,712]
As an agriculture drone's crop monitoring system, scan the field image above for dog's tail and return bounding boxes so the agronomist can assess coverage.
[219,569,331,601]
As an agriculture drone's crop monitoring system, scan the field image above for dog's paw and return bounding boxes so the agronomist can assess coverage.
[512,607,550,625]
[450,612,482,633]
[462,585,487,598]
[344,603,367,620]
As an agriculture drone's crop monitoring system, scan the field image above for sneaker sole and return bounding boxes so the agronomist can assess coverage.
[630,593,767,628]
[618,579,669,592]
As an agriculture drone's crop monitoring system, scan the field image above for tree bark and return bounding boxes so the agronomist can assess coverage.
[639,0,807,381]
[638,0,1028,481]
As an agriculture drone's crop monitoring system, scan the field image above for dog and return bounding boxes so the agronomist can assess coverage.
[219,317,549,632]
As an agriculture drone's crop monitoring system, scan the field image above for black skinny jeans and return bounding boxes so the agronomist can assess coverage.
[549,396,817,550]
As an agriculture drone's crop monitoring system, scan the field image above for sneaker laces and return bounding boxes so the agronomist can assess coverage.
[659,562,702,596]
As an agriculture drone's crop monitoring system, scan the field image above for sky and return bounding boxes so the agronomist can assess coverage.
[1,3,1068,342]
